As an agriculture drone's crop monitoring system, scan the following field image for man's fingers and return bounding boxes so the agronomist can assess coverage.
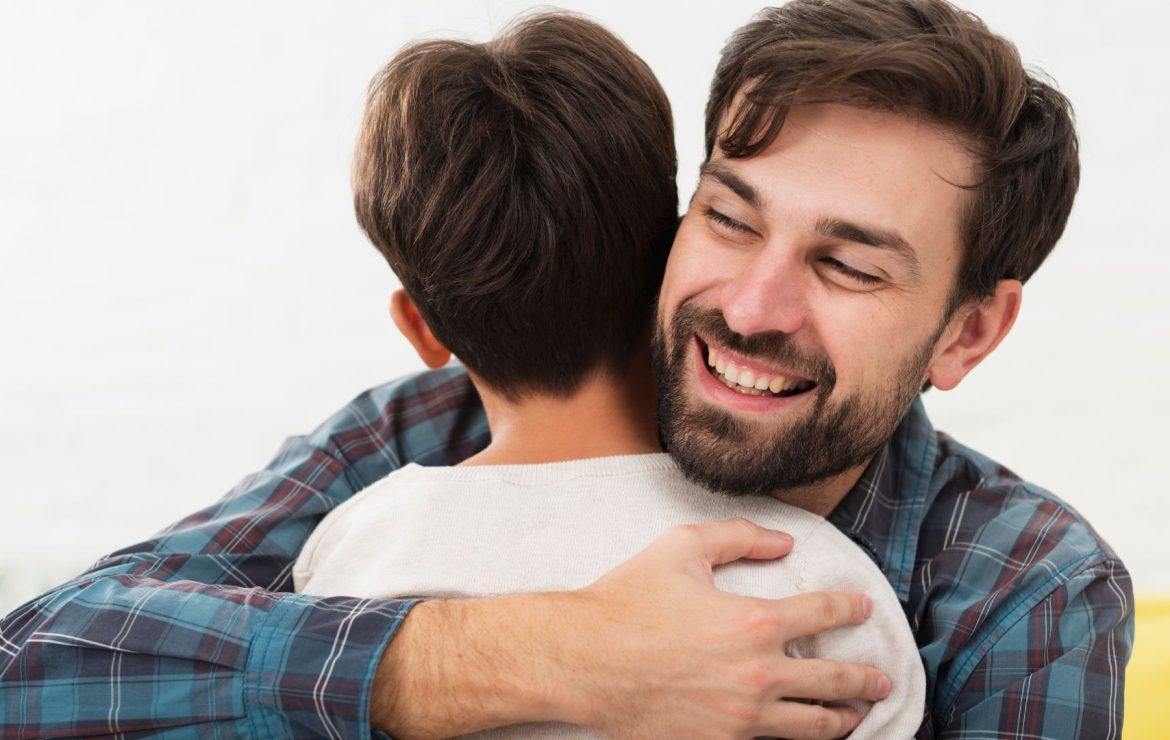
[663,518,794,567]
[775,658,891,703]
[774,590,873,639]
[755,701,859,740]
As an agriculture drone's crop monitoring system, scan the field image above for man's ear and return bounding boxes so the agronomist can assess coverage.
[390,289,452,369]
[928,279,1022,391]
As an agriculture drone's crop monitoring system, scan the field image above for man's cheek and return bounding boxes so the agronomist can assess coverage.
[662,265,730,313]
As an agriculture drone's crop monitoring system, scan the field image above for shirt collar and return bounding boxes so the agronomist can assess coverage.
[827,396,938,603]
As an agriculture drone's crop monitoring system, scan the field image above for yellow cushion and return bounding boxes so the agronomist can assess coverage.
[1125,597,1170,739]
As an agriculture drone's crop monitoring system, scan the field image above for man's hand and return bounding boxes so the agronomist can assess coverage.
[372,518,889,739]
[564,518,890,739]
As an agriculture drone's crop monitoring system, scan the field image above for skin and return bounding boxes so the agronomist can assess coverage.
[390,290,663,466]
[657,103,1020,515]
[371,103,1022,739]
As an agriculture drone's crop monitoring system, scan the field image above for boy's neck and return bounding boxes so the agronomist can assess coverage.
[461,358,661,466]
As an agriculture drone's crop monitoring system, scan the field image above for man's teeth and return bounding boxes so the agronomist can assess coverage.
[706,347,806,396]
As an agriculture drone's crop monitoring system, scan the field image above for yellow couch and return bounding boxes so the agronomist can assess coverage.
[1125,597,1170,739]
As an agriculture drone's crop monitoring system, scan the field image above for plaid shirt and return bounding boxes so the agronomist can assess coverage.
[0,366,1133,738]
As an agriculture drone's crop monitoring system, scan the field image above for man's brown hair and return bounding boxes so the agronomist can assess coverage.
[706,0,1078,310]
[354,12,678,399]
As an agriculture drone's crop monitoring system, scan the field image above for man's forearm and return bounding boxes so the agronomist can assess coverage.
[372,593,590,738]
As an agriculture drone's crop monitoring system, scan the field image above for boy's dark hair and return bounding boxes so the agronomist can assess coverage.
[707,0,1079,311]
[354,12,678,399]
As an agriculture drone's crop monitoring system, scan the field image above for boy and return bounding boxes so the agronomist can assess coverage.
[294,12,923,737]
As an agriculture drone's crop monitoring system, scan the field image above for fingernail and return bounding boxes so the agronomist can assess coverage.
[876,675,891,699]
[767,529,793,545]
[851,710,862,729]
[861,595,873,619]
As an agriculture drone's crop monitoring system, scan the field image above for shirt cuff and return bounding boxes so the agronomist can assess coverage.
[245,592,421,738]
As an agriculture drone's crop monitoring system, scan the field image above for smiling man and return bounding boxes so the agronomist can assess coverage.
[655,103,997,513]
[0,1,1132,738]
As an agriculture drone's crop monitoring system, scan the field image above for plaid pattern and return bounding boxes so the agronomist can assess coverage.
[829,401,1133,737]
[0,367,1132,738]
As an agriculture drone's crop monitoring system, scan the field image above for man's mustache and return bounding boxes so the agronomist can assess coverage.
[670,302,837,391]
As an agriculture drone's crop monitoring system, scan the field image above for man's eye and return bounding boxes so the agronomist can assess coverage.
[822,257,881,285]
[703,207,752,234]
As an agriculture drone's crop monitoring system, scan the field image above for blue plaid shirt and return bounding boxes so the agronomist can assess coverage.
[0,367,1133,738]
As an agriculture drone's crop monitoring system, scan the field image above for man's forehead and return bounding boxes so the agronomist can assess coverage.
[711,102,976,188]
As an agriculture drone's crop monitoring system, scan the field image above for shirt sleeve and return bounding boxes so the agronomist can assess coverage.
[0,367,487,738]
[928,557,1135,739]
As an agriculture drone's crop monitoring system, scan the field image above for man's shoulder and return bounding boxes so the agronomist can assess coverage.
[922,431,1122,575]
[834,402,1125,603]
[904,431,1135,729]
[911,431,1132,706]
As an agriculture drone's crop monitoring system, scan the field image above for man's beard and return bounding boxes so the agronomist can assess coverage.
[651,301,941,502]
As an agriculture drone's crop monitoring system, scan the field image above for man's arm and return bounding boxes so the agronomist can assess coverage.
[1,367,887,739]
[0,368,487,738]
[930,558,1134,739]
[372,518,891,740]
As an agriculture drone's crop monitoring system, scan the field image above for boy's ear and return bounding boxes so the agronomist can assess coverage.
[927,279,1021,391]
[390,289,452,369]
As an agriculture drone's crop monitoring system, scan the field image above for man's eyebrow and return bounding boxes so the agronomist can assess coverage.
[816,217,921,276]
[699,161,762,211]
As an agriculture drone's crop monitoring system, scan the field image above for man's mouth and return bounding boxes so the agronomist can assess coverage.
[697,336,817,398]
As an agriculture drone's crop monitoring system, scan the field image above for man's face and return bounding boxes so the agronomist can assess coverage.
[653,103,975,507]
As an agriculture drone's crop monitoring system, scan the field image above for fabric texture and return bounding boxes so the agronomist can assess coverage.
[294,454,926,739]
[0,366,1134,738]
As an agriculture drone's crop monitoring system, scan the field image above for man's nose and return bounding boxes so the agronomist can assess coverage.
[719,251,809,337]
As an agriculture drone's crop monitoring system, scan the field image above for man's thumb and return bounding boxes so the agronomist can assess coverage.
[668,518,794,568]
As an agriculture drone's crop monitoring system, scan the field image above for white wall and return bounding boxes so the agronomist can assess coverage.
[1,0,1166,612]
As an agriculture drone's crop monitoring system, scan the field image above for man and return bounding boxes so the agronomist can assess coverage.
[0,1,1132,738]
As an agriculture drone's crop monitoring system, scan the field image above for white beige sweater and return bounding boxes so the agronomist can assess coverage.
[294,454,924,738]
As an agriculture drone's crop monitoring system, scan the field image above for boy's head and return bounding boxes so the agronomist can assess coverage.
[354,11,678,401]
